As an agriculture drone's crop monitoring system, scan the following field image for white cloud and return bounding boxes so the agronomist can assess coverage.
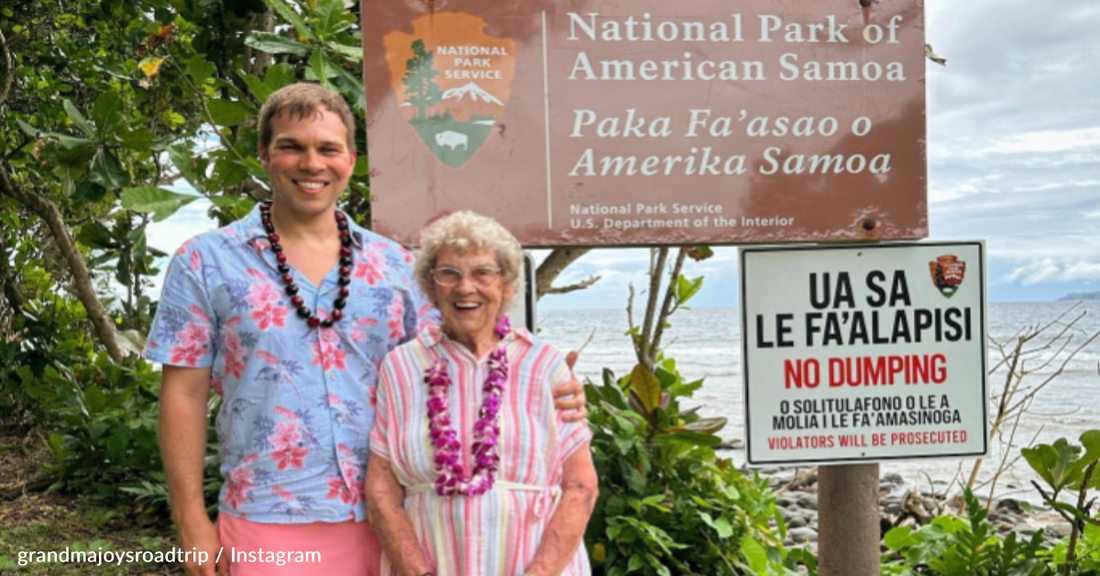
[1002,258,1100,286]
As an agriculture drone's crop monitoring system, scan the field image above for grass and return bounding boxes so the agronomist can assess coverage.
[0,495,183,575]
[0,424,183,575]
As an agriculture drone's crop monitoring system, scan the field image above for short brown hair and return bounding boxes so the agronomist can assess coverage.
[258,83,357,152]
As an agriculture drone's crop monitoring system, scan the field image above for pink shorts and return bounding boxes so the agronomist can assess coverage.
[218,514,381,576]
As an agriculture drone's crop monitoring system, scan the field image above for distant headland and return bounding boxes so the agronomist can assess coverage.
[1058,291,1100,301]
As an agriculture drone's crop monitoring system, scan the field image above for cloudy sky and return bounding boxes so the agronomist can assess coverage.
[150,0,1100,309]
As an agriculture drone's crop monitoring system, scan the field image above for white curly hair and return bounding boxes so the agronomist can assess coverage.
[414,211,524,312]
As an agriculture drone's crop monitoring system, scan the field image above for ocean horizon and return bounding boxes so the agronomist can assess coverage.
[536,301,1100,501]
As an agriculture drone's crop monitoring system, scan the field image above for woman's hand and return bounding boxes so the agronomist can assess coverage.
[364,457,432,576]
[552,351,588,423]
[523,444,599,576]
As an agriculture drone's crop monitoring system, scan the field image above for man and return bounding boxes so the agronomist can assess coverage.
[144,83,587,576]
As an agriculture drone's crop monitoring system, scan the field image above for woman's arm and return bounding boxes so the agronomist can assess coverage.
[523,444,599,576]
[365,456,432,576]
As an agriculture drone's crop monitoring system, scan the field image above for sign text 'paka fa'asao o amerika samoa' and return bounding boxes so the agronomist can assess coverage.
[362,0,927,247]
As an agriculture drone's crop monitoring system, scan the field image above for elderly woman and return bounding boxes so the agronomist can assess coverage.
[365,212,598,576]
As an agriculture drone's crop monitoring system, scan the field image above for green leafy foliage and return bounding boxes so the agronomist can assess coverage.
[585,357,802,575]
[883,491,1052,576]
[0,0,366,514]
[885,431,1100,576]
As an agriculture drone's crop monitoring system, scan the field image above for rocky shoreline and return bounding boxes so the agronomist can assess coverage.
[754,467,1072,552]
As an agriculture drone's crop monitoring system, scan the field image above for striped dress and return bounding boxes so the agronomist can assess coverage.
[369,324,593,576]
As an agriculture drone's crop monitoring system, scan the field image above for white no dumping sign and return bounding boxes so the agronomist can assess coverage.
[740,242,988,466]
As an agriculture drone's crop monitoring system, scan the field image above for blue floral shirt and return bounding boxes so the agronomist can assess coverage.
[144,204,436,524]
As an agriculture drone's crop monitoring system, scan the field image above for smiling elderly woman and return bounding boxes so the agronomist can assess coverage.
[365,212,598,576]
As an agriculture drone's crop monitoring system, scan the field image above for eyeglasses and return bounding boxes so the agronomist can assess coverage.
[431,266,503,287]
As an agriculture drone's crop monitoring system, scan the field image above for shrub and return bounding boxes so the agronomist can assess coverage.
[883,430,1100,576]
[584,357,804,576]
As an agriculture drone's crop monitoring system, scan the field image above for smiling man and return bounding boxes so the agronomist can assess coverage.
[144,83,587,576]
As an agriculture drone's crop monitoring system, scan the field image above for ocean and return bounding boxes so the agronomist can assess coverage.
[536,302,1100,501]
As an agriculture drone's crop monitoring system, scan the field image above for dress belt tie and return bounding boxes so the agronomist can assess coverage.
[406,482,562,518]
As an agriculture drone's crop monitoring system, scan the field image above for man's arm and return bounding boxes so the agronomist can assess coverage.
[551,350,588,423]
[523,444,599,576]
[365,456,432,576]
[160,365,226,576]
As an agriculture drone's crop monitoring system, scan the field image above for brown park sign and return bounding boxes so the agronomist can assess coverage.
[361,0,927,247]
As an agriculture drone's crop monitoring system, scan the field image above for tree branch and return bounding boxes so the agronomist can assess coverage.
[0,232,26,316]
[535,247,591,300]
[543,274,601,296]
[248,6,276,78]
[0,166,126,362]
[638,248,668,370]
[0,26,13,107]
[650,248,686,357]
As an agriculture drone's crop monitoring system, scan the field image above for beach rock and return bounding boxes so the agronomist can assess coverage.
[788,527,818,543]
[994,498,1025,514]
[1047,522,1073,539]
[884,473,905,485]
[787,515,808,529]
[796,494,819,509]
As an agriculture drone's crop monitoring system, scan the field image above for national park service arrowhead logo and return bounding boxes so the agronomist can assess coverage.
[929,255,966,298]
[383,13,515,169]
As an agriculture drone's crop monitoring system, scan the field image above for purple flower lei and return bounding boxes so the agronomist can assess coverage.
[426,316,512,497]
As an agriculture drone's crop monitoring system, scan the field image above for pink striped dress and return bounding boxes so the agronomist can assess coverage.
[369,324,593,576]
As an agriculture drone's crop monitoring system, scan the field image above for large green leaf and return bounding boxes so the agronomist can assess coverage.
[16,119,38,137]
[654,431,721,448]
[268,0,317,42]
[211,158,250,189]
[1022,438,1081,492]
[63,99,96,138]
[239,72,274,103]
[245,32,310,57]
[168,145,204,192]
[118,128,156,151]
[121,187,199,222]
[92,91,123,136]
[264,63,298,91]
[91,148,131,189]
[674,274,704,306]
[629,364,661,413]
[739,535,768,574]
[207,99,255,127]
[76,221,117,250]
[663,417,727,435]
[327,41,363,62]
[54,141,98,176]
[116,252,133,287]
[187,55,217,86]
[314,0,349,39]
[353,156,369,177]
[306,49,339,85]
[884,526,919,551]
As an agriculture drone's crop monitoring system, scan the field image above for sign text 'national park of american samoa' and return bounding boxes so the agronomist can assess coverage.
[362,0,927,247]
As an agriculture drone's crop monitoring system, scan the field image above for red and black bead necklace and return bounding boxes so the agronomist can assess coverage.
[260,203,352,329]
